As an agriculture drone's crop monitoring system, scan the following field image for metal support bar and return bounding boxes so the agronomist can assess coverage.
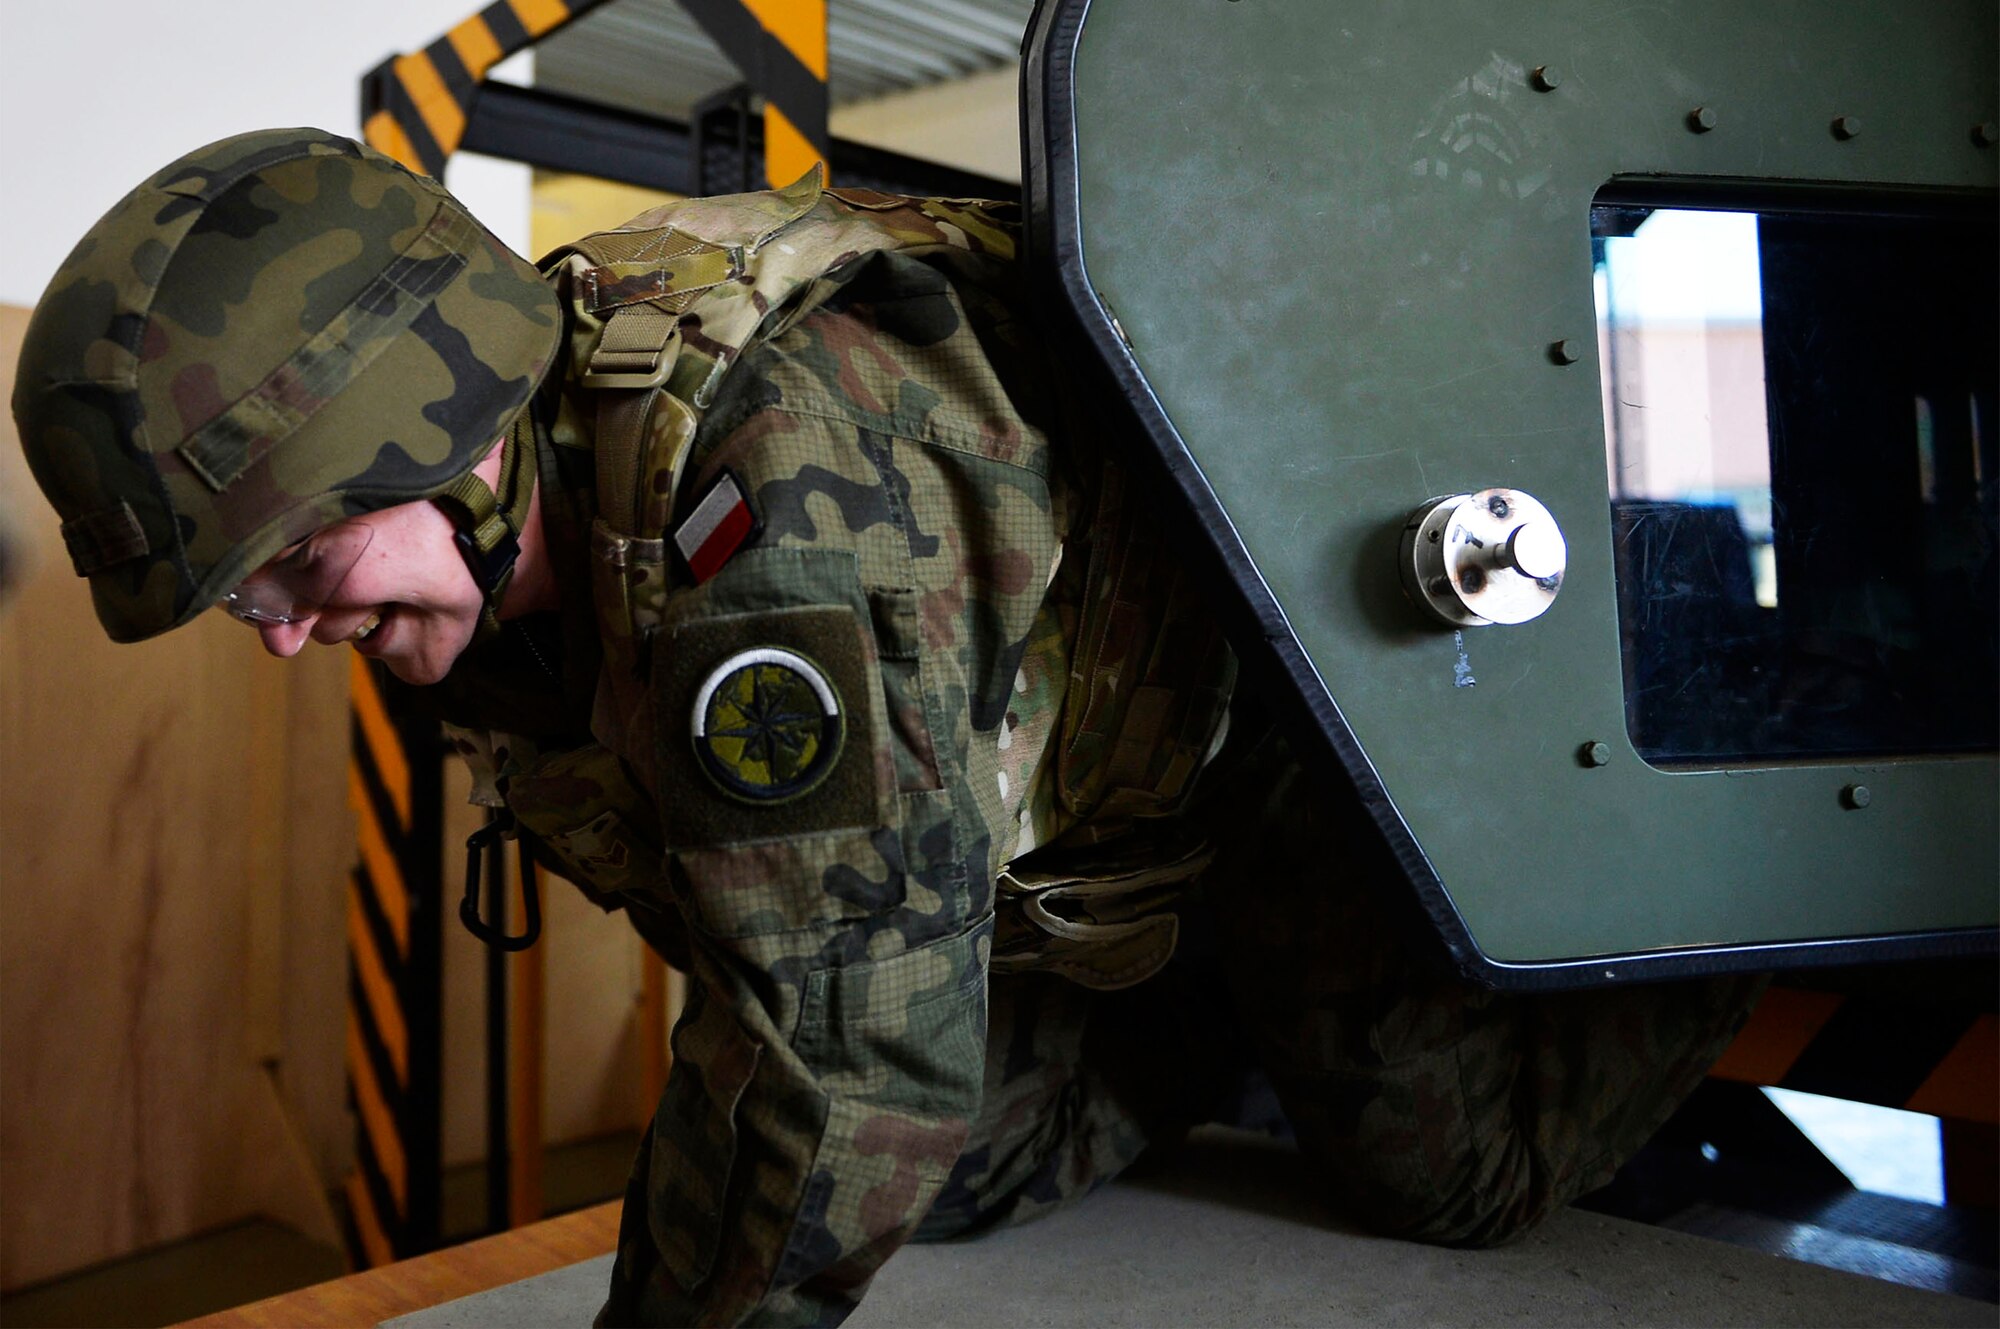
[482,814,510,1233]
[461,79,1015,201]
[460,80,694,190]
[509,848,547,1227]
[691,83,758,196]
[362,0,616,176]
[367,0,1012,197]
[679,0,828,188]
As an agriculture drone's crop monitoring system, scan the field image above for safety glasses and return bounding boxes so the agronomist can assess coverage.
[219,522,375,627]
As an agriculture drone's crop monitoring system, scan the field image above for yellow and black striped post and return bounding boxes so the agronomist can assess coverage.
[346,0,825,1265]
[352,0,617,1264]
[680,0,830,188]
[362,0,614,177]
[343,653,448,1265]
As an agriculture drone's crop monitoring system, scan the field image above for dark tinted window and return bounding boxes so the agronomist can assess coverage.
[1592,191,1997,765]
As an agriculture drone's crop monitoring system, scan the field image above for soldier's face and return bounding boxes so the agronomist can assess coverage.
[250,497,484,685]
[247,444,504,686]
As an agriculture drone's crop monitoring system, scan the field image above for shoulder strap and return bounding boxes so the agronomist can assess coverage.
[571,166,1021,540]
[583,308,700,538]
[577,236,735,537]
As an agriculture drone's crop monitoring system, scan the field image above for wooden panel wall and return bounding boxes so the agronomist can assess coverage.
[1,300,660,1288]
[0,303,351,1290]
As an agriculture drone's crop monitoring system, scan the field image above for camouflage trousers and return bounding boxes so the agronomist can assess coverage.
[921,725,1766,1248]
[601,710,1761,1325]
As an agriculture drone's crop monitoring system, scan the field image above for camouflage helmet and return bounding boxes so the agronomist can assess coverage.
[11,127,563,642]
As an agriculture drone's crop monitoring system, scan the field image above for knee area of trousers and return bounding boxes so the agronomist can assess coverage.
[1353,1183,1559,1250]
[1302,1129,1573,1251]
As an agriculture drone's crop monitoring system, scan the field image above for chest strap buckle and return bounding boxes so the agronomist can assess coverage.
[581,307,684,391]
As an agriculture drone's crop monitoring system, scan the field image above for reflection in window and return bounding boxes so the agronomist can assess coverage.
[1596,210,1777,608]
[1591,194,1997,766]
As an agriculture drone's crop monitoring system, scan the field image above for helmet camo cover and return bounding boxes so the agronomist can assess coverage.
[11,127,562,642]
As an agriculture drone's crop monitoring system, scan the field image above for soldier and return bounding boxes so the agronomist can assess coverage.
[13,129,1759,1326]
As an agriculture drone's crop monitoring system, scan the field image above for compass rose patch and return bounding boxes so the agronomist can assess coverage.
[659,590,892,851]
[691,647,846,803]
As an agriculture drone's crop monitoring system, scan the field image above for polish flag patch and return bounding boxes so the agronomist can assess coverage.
[674,470,760,584]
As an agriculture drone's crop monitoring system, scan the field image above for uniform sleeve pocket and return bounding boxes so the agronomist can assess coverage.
[655,549,907,937]
[656,602,894,847]
[648,982,763,1291]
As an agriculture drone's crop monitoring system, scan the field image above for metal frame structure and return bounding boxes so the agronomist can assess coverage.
[361,0,1011,198]
[456,78,1011,198]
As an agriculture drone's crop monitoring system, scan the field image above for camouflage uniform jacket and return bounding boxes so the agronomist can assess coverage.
[442,169,1235,1326]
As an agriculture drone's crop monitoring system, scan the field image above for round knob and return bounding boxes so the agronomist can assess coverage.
[1503,521,1566,581]
[1400,488,1567,627]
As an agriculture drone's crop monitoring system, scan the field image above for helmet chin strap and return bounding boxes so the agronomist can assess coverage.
[435,408,538,643]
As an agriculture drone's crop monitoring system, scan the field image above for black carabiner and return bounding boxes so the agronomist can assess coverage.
[460,810,542,952]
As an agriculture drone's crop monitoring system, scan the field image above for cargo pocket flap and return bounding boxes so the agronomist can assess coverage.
[655,560,907,936]
[538,808,663,899]
[504,744,669,902]
[988,837,1212,990]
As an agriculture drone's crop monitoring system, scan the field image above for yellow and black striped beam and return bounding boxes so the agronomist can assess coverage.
[681,0,830,188]
[362,0,614,177]
[343,653,447,1266]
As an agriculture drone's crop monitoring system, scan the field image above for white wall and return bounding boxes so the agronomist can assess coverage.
[832,63,1021,185]
[0,0,534,309]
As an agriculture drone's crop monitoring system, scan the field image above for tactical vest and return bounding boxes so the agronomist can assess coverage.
[470,168,1236,987]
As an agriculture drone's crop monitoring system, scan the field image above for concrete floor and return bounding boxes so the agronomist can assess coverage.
[387,1128,1995,1328]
